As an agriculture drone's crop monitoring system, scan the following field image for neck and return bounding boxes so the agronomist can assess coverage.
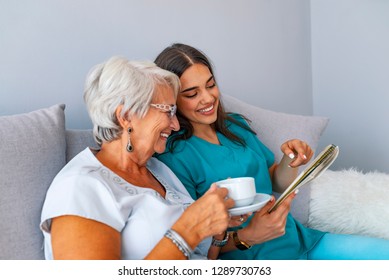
[193,124,220,145]
[96,141,148,174]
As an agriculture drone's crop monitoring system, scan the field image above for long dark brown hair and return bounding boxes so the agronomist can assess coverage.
[154,43,255,150]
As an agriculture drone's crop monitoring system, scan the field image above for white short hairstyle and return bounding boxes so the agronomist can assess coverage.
[83,56,180,145]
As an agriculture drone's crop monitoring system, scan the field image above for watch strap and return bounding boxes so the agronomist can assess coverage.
[232,231,252,250]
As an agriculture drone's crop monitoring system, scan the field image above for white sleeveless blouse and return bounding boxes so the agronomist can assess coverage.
[40,148,210,259]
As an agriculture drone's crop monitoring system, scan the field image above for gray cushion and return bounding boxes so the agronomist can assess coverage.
[0,104,66,259]
[222,95,329,225]
[65,129,97,162]
[222,95,329,162]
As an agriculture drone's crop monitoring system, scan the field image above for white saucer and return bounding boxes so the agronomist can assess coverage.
[228,193,271,216]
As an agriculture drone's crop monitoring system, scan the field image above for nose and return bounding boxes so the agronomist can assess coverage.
[170,115,180,131]
[200,88,215,104]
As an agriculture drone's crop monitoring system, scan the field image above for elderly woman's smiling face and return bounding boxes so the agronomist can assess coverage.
[130,84,180,158]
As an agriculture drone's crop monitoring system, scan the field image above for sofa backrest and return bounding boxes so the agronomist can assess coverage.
[65,129,97,162]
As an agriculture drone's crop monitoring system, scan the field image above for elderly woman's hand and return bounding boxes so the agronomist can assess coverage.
[171,183,234,250]
[281,139,313,168]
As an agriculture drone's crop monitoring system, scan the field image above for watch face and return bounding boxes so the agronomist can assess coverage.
[236,243,250,250]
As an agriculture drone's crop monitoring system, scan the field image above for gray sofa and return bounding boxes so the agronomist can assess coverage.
[1,95,387,260]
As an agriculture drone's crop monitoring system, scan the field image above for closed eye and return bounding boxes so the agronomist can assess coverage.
[206,82,216,89]
[185,91,198,98]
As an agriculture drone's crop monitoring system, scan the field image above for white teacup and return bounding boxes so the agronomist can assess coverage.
[216,177,256,207]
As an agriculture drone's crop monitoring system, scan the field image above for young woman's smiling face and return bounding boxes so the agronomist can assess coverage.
[177,63,220,133]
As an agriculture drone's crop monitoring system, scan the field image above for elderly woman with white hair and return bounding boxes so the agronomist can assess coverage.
[40,57,233,260]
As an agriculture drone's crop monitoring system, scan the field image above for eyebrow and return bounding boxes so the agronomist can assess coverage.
[180,76,214,93]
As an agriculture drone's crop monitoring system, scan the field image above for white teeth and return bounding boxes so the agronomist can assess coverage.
[199,105,213,113]
[161,133,169,138]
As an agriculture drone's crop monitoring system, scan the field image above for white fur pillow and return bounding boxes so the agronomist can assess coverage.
[308,169,389,240]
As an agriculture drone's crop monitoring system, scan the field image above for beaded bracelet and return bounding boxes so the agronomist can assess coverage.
[164,229,193,259]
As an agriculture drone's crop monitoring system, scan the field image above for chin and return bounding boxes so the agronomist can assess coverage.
[155,145,166,154]
[202,114,217,124]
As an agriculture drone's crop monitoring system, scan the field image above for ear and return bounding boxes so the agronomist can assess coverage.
[115,105,131,128]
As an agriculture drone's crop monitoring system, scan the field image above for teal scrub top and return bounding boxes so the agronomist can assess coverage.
[156,114,324,259]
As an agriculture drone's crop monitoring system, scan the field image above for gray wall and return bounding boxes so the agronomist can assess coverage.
[1,0,388,173]
[0,0,312,127]
[311,0,389,173]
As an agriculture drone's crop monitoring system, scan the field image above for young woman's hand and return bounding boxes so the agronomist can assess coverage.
[280,139,313,168]
[229,213,252,227]
[237,192,296,245]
